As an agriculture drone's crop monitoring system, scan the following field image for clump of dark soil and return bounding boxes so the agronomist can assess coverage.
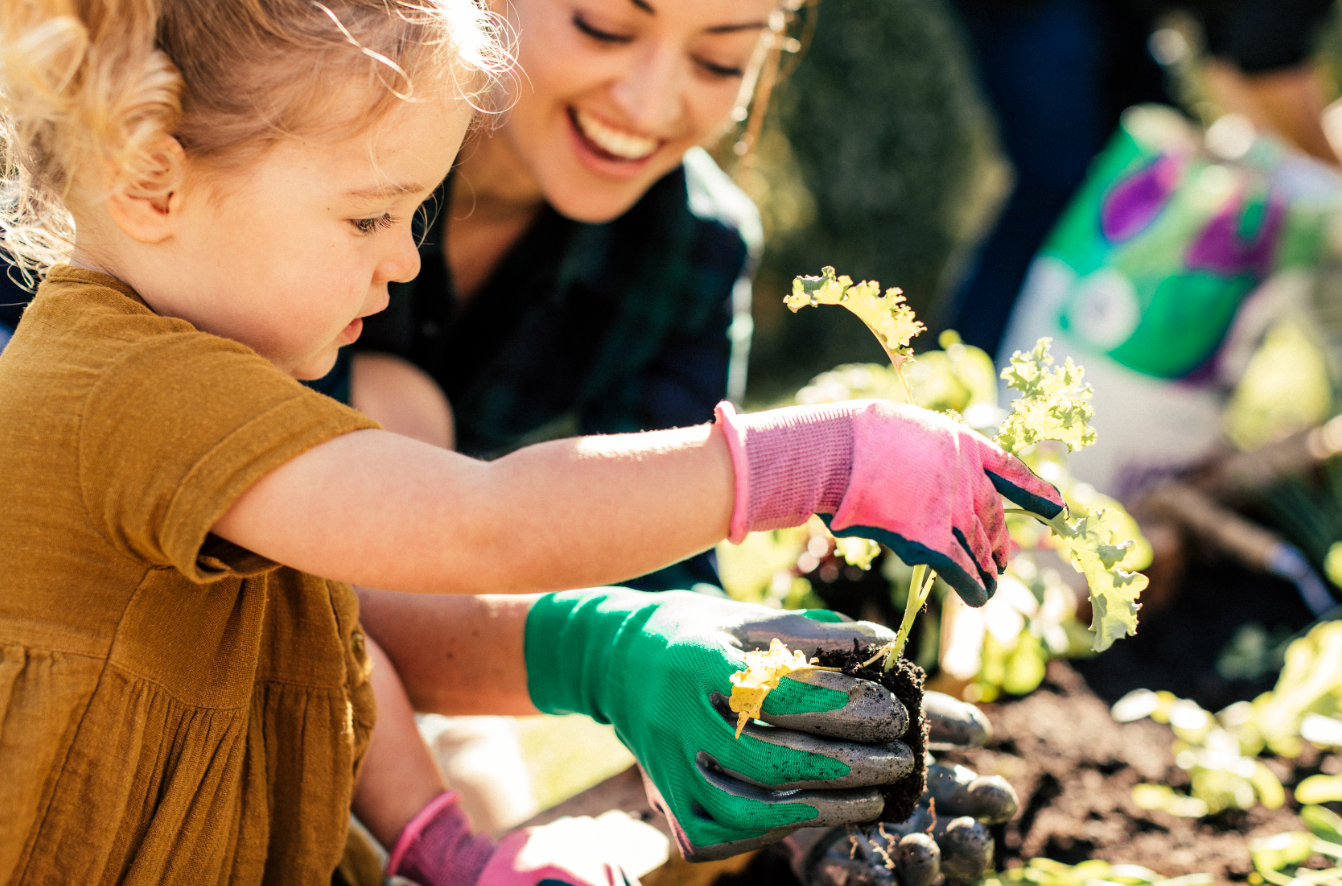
[813,642,927,823]
[940,660,1324,883]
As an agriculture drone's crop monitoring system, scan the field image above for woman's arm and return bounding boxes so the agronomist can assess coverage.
[356,589,539,715]
[212,423,734,595]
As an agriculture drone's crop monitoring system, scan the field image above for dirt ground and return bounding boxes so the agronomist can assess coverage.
[942,660,1323,882]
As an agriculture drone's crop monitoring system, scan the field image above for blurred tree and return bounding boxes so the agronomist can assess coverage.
[736,0,1006,403]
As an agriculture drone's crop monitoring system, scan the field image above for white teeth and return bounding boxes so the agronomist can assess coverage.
[573,109,658,160]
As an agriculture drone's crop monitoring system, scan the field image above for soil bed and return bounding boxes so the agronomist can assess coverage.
[939,660,1329,884]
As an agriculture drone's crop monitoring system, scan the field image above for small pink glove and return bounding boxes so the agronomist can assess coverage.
[715,400,1064,606]
[388,791,636,886]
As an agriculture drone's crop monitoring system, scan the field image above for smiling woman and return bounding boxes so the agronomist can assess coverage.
[482,0,772,222]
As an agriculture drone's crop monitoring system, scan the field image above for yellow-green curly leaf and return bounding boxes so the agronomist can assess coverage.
[997,338,1096,453]
[787,267,925,372]
[728,639,812,739]
[1052,508,1147,652]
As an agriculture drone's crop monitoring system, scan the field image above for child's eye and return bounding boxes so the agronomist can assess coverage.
[573,13,633,44]
[352,214,398,235]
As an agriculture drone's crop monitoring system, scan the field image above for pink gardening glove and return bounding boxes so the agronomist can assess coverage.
[715,400,1064,607]
[388,791,636,886]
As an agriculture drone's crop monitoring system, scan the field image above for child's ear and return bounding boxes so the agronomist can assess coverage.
[104,135,188,244]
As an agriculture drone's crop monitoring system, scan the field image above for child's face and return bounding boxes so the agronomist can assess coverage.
[162,94,473,379]
[495,0,779,222]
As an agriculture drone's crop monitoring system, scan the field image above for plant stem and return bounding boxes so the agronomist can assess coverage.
[1004,507,1072,537]
[881,356,928,668]
[885,564,936,670]
[879,344,916,406]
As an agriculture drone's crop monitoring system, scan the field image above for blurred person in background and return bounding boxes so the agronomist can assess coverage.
[968,1,1342,709]
[942,0,1338,358]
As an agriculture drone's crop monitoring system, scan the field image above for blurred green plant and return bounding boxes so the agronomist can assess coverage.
[1247,806,1342,886]
[1118,691,1285,818]
[1114,620,1342,819]
[980,857,1211,886]
[946,554,1099,703]
[1225,322,1333,453]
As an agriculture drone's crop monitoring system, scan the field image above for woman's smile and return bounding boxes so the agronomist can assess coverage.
[566,106,664,180]
[569,107,662,160]
[467,0,776,222]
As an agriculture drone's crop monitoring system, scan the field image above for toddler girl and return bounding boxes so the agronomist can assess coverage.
[0,1,1061,883]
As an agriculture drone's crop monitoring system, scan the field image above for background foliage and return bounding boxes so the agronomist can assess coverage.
[731,0,1008,403]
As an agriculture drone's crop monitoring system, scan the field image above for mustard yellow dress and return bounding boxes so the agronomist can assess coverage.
[0,267,381,885]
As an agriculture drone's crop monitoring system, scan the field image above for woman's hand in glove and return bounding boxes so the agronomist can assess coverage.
[526,589,922,862]
[782,692,1016,886]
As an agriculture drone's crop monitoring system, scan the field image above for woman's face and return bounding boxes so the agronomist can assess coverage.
[496,0,779,222]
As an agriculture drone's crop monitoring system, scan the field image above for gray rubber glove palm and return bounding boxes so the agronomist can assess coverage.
[783,692,1017,886]
[525,589,920,862]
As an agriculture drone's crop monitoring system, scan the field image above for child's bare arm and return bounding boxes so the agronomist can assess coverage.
[211,424,735,595]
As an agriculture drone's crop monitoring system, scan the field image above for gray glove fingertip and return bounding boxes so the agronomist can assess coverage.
[966,775,1019,825]
[925,691,991,748]
[738,611,894,653]
[696,763,887,831]
[926,763,1019,824]
[761,670,908,743]
[934,817,994,880]
[894,833,940,886]
[700,729,915,791]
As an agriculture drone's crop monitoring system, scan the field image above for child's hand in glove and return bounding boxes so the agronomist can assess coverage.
[716,400,1063,606]
[388,792,640,886]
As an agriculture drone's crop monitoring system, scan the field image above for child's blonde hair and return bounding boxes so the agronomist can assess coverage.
[0,0,510,284]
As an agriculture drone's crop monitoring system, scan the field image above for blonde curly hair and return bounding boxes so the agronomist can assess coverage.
[0,0,511,284]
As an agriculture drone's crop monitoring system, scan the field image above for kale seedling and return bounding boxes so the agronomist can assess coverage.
[787,267,1146,661]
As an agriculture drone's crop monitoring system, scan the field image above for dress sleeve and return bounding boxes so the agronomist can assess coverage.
[78,332,379,580]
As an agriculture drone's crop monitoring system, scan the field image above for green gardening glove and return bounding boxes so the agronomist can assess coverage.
[525,588,916,863]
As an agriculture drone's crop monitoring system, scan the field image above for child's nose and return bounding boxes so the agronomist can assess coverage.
[379,231,422,285]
